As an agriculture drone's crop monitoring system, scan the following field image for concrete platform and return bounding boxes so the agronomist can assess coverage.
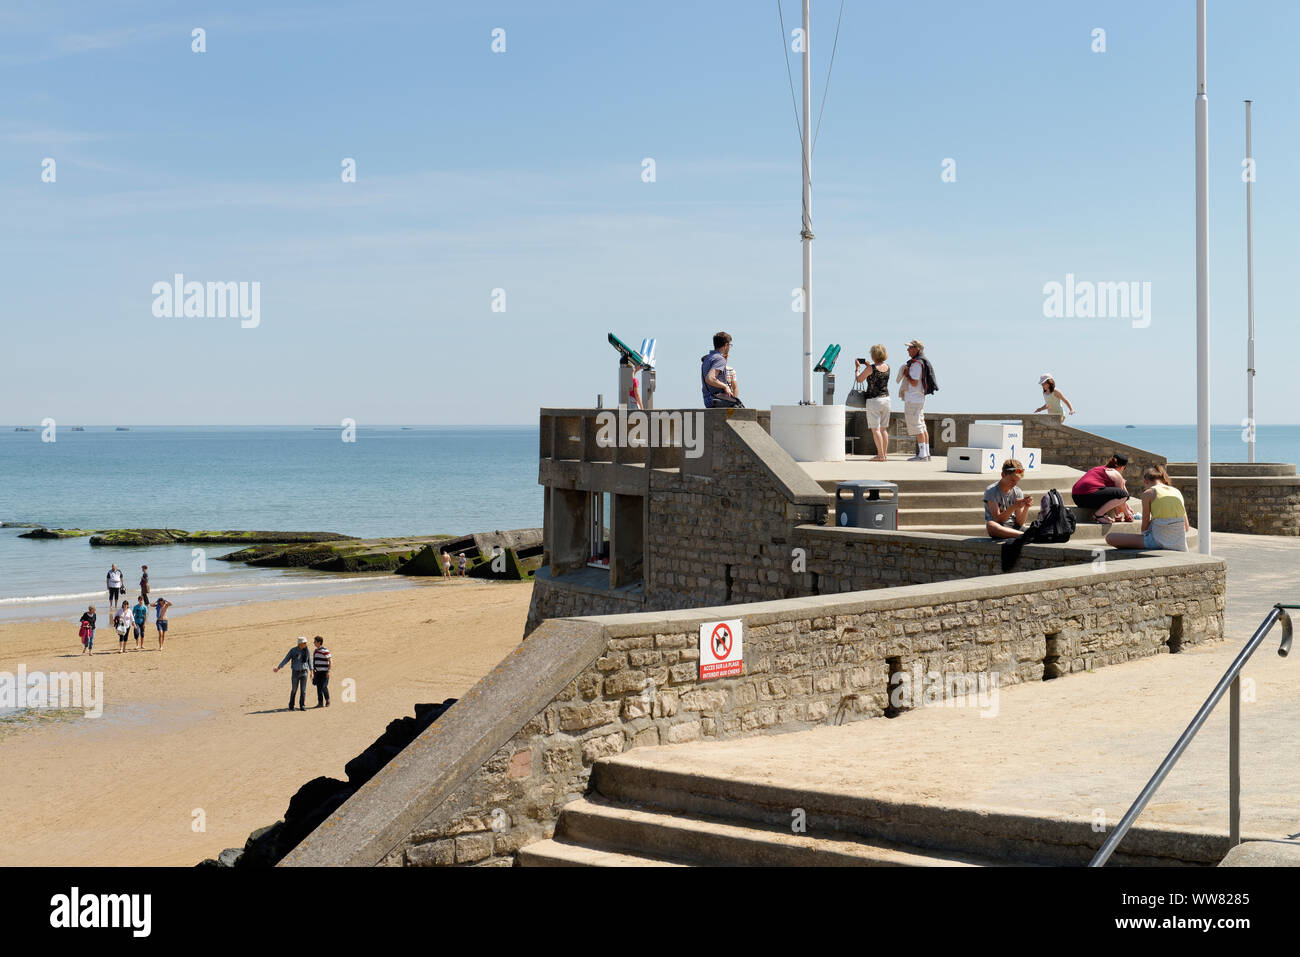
[597,533,1300,853]
[800,453,1081,492]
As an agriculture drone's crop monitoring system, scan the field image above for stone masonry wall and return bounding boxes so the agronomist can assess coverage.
[398,556,1224,866]
[1172,476,1300,536]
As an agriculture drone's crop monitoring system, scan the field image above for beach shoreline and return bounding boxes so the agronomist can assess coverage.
[0,578,532,866]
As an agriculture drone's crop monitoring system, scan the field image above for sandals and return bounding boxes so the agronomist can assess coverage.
[1094,513,1115,526]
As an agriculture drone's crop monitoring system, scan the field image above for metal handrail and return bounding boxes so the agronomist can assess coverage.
[1089,603,1295,867]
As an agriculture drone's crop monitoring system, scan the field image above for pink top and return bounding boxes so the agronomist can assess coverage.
[1072,465,1114,496]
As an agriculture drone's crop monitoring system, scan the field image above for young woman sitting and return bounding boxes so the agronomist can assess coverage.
[1104,466,1189,552]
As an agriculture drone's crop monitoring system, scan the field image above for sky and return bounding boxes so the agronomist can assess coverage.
[1,0,1297,426]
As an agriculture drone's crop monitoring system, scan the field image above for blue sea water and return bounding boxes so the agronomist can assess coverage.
[1086,423,1300,466]
[0,426,541,622]
[2,422,1295,624]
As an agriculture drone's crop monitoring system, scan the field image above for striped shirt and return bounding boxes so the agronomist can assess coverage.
[312,647,331,673]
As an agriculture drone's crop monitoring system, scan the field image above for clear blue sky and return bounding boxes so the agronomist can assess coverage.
[2,1,1295,425]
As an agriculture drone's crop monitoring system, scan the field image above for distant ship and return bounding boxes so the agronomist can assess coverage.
[115,427,131,432]
[1125,425,1136,429]
[71,426,85,432]
[13,427,33,432]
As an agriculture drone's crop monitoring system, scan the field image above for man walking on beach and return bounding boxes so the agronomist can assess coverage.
[153,595,172,649]
[132,595,148,650]
[311,636,331,708]
[139,565,150,603]
[896,339,932,462]
[458,552,468,576]
[701,332,742,409]
[273,636,314,712]
[107,564,124,610]
[440,549,451,580]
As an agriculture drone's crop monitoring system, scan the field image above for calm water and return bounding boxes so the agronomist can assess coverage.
[3,422,1294,623]
[1087,424,1300,465]
[0,426,541,622]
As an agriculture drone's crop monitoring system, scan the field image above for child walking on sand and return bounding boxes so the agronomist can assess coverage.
[79,606,96,655]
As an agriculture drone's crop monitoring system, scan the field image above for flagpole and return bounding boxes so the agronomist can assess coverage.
[800,0,814,405]
[1195,0,1211,554]
[1244,99,1255,464]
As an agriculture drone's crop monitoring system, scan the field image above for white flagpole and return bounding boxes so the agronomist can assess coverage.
[1245,99,1256,464]
[800,0,814,405]
[1195,0,1211,554]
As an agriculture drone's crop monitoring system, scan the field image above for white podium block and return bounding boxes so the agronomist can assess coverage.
[947,447,1001,474]
[968,422,1023,451]
[1021,448,1042,471]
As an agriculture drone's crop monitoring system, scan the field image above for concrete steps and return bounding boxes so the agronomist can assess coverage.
[520,757,1225,867]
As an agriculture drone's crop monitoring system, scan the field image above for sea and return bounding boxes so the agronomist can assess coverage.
[0,426,542,623]
[2,423,1296,625]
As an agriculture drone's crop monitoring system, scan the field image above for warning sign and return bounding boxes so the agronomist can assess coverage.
[699,618,743,680]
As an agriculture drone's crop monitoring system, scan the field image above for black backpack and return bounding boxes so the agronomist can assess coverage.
[1027,489,1076,544]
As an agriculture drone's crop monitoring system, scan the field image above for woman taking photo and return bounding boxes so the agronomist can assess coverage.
[1104,466,1190,552]
[852,345,891,461]
[1034,374,1075,422]
[1070,453,1134,524]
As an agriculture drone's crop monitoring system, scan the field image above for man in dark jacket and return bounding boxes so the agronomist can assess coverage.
[273,636,314,712]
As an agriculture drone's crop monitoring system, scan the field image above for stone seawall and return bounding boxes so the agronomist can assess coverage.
[1171,476,1300,536]
[282,553,1224,868]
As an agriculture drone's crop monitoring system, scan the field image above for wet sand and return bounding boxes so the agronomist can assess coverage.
[0,579,532,866]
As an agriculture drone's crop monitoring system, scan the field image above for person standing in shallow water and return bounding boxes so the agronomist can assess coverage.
[273,636,314,712]
[106,564,124,611]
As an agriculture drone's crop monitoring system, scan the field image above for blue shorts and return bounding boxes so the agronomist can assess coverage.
[157,619,168,632]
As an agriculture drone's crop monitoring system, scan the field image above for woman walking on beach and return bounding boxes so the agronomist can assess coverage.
[1071,454,1135,525]
[853,345,892,461]
[1034,375,1075,423]
[440,549,451,581]
[79,606,96,655]
[115,600,132,653]
[1104,466,1190,552]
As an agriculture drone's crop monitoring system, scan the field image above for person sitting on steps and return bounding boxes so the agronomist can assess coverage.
[985,459,1032,540]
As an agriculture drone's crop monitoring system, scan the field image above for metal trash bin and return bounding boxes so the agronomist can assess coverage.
[835,480,898,530]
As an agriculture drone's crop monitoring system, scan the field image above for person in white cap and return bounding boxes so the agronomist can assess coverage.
[896,339,931,461]
[1034,374,1075,423]
[273,636,315,712]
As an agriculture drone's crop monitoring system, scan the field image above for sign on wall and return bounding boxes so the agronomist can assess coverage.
[699,618,743,680]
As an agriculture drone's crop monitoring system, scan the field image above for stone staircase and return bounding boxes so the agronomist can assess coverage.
[517,758,1223,867]
[887,473,1144,540]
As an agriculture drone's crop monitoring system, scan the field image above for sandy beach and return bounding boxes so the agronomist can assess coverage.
[0,579,532,866]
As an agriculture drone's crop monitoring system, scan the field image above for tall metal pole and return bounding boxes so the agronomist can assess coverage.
[1245,100,1256,464]
[1195,0,1211,555]
[800,0,814,405]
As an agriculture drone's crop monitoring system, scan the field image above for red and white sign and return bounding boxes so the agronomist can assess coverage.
[699,618,743,680]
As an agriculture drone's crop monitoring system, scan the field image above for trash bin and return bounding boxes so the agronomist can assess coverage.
[835,480,898,530]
